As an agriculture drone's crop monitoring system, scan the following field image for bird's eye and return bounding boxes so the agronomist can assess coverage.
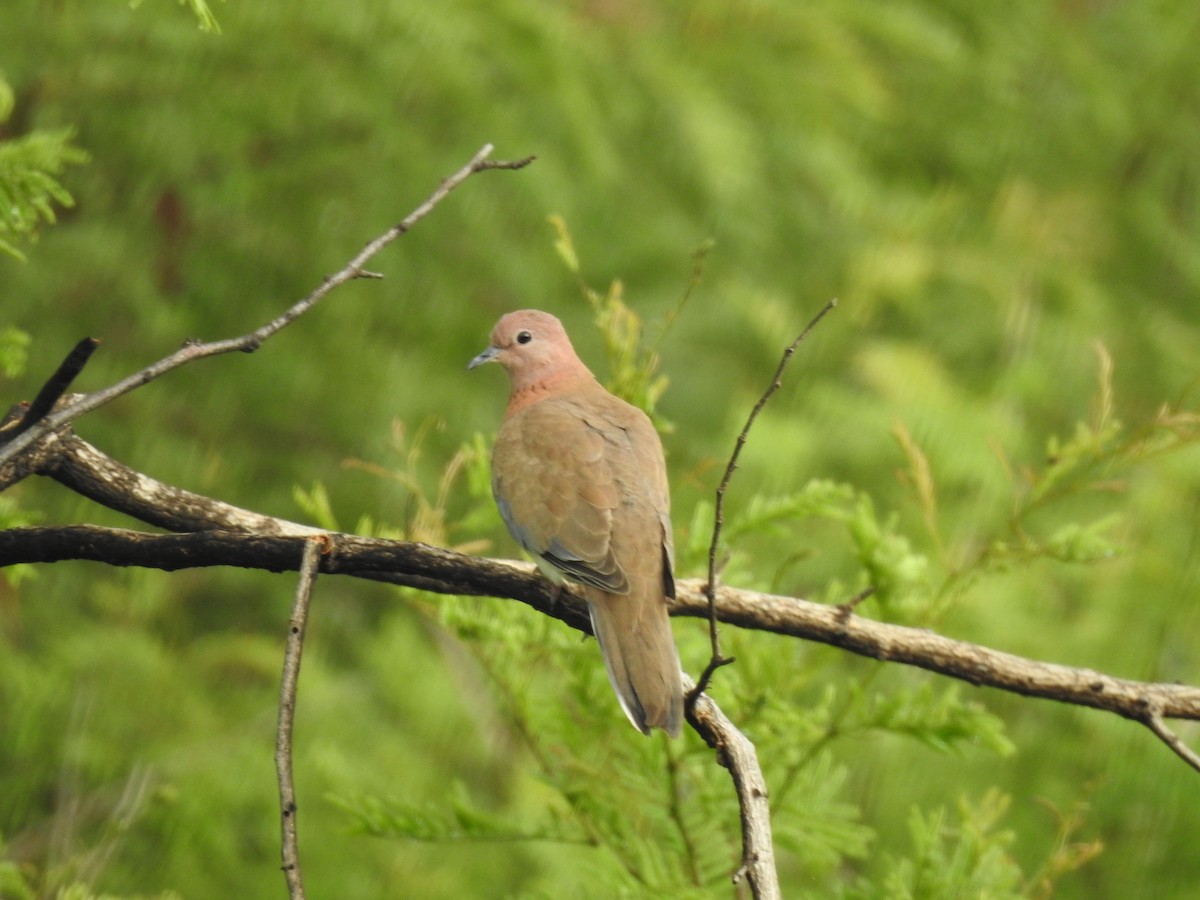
[516,330,533,345]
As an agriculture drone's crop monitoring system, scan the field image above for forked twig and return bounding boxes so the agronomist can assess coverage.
[1143,703,1200,774]
[692,299,838,699]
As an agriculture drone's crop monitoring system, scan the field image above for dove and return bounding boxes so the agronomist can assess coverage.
[469,309,684,737]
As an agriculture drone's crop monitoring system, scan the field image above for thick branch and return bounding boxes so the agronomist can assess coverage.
[2,525,1197,731]
[43,433,324,536]
[684,675,778,898]
[681,582,1200,726]
[0,524,591,633]
[30,440,1197,737]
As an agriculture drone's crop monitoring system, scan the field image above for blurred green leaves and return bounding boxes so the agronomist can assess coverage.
[550,214,680,423]
[2,0,1200,897]
[335,781,588,845]
[871,792,1024,900]
[0,326,30,379]
[0,76,87,261]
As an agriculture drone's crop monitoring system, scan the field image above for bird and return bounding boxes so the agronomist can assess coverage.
[469,309,684,737]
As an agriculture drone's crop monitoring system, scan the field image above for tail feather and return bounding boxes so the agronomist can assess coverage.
[587,594,683,738]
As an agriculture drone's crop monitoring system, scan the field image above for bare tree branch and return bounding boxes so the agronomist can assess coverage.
[43,432,324,536]
[277,536,323,900]
[684,674,778,899]
[0,143,535,485]
[2,525,1198,732]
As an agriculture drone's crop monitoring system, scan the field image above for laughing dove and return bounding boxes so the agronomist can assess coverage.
[469,309,684,737]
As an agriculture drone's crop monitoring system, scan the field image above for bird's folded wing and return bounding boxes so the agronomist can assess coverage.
[492,395,650,594]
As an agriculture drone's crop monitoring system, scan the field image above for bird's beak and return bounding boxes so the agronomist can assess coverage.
[467,345,500,370]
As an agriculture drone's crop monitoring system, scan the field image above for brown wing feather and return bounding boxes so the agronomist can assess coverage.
[492,395,626,592]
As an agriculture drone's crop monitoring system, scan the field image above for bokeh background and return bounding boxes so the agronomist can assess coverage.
[3,1,1199,896]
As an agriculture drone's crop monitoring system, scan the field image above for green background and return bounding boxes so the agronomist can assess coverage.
[2,1,1199,896]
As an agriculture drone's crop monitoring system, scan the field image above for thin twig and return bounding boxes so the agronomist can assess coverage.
[693,299,838,699]
[276,536,324,900]
[0,144,534,472]
[835,585,876,624]
[1143,703,1200,774]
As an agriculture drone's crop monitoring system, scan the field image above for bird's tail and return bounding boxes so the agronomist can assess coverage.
[586,592,684,737]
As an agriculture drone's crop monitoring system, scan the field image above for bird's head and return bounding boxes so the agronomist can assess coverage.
[468,309,590,394]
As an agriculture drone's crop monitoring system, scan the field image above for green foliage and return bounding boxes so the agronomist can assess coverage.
[0,92,87,259]
[549,214,688,424]
[860,792,1024,900]
[848,684,1014,757]
[842,789,1100,900]
[335,781,586,845]
[432,585,765,895]
[2,0,1200,897]
[682,479,933,617]
[0,326,30,378]
[0,832,182,900]
[295,418,494,549]
[0,836,36,900]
